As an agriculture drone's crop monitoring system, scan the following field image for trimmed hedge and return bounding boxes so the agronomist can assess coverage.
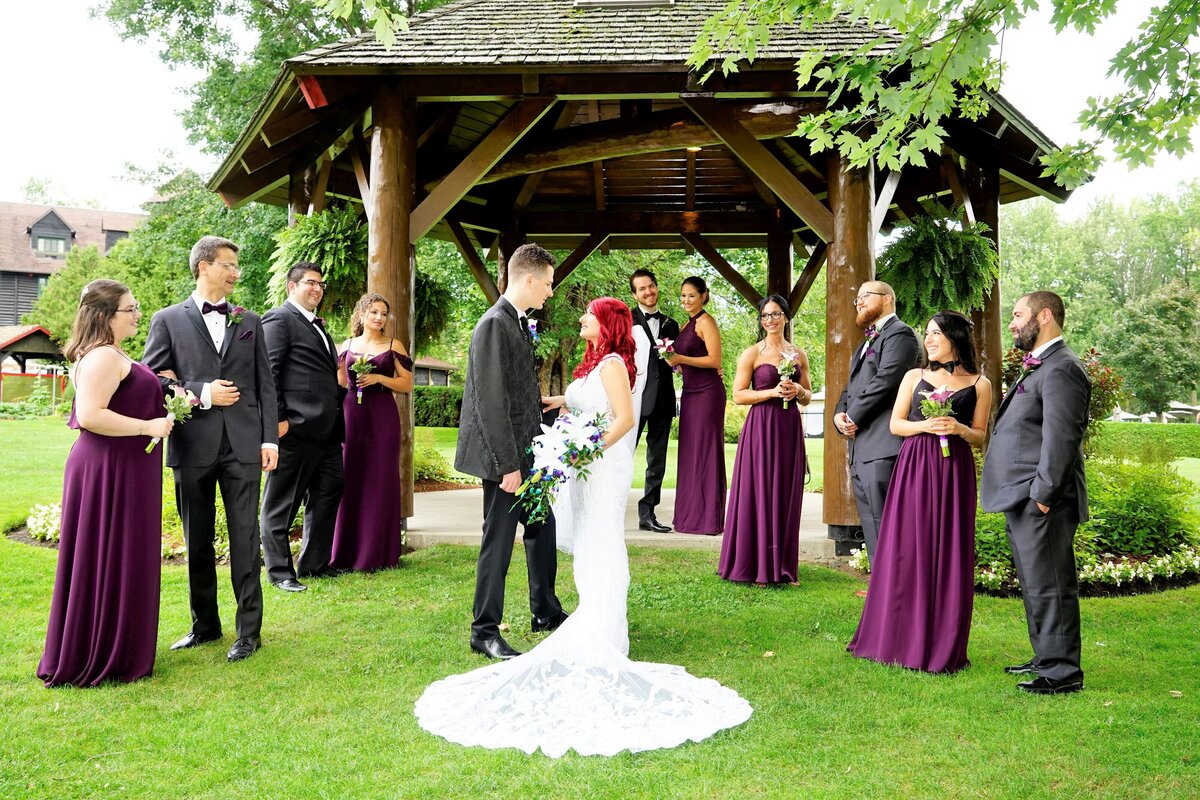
[413,385,464,428]
[1092,420,1200,460]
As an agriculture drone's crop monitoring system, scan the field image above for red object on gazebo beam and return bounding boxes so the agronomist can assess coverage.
[298,75,329,109]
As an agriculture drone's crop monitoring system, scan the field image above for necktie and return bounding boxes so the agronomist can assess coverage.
[929,359,960,373]
[202,301,229,315]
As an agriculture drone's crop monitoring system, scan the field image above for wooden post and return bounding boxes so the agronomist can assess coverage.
[824,152,874,538]
[966,161,1003,415]
[497,229,526,295]
[288,165,314,227]
[766,221,793,300]
[366,84,417,518]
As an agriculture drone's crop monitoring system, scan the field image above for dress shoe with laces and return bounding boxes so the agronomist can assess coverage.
[272,578,308,592]
[227,636,261,662]
[638,519,672,533]
[531,612,569,633]
[170,631,221,651]
[1004,659,1037,675]
[1017,676,1083,695]
[470,636,521,660]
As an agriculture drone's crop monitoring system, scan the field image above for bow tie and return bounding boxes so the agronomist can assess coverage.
[645,311,662,321]
[930,359,960,373]
[312,316,326,328]
[201,301,229,316]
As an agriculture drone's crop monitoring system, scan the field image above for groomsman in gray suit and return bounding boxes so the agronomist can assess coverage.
[833,281,921,561]
[982,291,1089,695]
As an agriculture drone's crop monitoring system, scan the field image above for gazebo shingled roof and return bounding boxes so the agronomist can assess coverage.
[209,0,1075,537]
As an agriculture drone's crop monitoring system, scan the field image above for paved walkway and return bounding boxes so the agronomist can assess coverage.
[409,488,839,563]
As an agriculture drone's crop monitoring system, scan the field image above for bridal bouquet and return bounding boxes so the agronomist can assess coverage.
[513,410,609,524]
[918,384,954,458]
[147,386,201,454]
[350,354,375,404]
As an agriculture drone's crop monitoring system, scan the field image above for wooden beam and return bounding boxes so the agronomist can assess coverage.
[966,160,1003,416]
[447,218,500,303]
[514,101,584,217]
[681,94,835,243]
[473,100,822,187]
[524,209,770,236]
[350,144,371,217]
[417,105,459,149]
[942,150,975,225]
[680,233,764,308]
[767,222,793,298]
[309,157,332,215]
[685,149,696,210]
[942,118,1072,202]
[873,169,902,234]
[553,231,608,286]
[411,96,557,240]
[788,241,827,310]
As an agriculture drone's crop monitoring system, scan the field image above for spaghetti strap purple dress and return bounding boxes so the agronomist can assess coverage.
[718,364,806,583]
[847,378,978,673]
[672,311,726,534]
[38,361,164,687]
[332,348,414,571]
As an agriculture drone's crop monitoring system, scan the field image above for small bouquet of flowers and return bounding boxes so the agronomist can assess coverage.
[350,354,375,404]
[147,385,201,454]
[527,317,541,345]
[513,410,609,524]
[655,337,679,373]
[918,384,955,458]
[778,351,800,409]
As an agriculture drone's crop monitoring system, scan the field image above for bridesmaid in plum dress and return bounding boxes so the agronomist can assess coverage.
[719,295,812,585]
[38,280,174,687]
[333,292,414,571]
[664,276,726,535]
[847,310,993,673]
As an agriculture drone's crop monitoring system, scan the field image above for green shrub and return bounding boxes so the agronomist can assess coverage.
[413,385,463,428]
[724,403,747,444]
[414,446,453,482]
[1081,459,1198,557]
[1091,420,1200,460]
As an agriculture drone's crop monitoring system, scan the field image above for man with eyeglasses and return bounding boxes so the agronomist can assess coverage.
[143,235,278,663]
[260,262,347,593]
[833,281,920,563]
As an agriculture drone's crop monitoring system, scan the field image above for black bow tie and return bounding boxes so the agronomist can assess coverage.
[201,301,229,315]
[645,311,662,321]
[930,359,960,373]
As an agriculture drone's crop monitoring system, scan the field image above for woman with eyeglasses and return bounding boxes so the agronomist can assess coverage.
[847,310,992,673]
[38,280,174,687]
[663,276,727,535]
[331,292,414,572]
[718,295,812,586]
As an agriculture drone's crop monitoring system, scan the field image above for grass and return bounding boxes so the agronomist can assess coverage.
[2,538,1198,798]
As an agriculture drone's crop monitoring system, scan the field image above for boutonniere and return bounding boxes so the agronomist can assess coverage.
[226,305,248,327]
[1016,355,1042,394]
[527,318,541,345]
[863,325,879,358]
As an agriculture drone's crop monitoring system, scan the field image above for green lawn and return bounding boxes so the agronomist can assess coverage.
[2,538,1197,798]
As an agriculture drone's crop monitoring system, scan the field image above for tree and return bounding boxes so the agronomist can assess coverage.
[23,247,117,346]
[1101,282,1200,416]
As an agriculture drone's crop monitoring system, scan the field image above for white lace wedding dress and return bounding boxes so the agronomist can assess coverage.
[414,355,752,757]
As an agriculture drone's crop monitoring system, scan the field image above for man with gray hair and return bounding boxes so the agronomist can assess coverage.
[144,235,278,663]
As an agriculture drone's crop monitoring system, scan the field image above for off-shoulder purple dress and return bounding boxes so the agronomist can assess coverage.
[38,361,164,687]
[672,311,726,534]
[332,348,414,571]
[718,364,806,583]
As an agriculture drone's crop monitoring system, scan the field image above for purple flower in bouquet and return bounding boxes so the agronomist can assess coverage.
[918,384,954,458]
[513,411,610,524]
[147,385,201,454]
[656,337,679,373]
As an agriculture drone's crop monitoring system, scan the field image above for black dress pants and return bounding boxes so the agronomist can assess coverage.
[260,435,344,583]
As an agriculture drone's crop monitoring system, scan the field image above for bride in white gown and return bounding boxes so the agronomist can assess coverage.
[415,298,752,757]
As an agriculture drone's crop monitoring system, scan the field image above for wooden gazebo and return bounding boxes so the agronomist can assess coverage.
[209,0,1073,540]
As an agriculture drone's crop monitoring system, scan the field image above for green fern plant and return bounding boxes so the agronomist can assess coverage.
[876,210,999,326]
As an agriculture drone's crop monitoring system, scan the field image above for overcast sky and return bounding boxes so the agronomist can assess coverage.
[0,1,1195,216]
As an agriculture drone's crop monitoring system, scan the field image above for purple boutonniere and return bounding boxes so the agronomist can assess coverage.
[527,317,541,345]
[226,305,248,327]
[1015,354,1042,394]
[863,325,879,358]
[237,329,254,341]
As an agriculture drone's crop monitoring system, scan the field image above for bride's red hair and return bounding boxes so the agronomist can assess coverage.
[573,297,637,388]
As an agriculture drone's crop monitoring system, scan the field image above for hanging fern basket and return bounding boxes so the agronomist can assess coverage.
[876,211,999,326]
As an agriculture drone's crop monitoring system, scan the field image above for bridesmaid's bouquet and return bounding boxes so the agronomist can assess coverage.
[777,351,800,409]
[350,354,375,404]
[918,384,955,458]
[656,337,679,374]
[147,386,201,454]
[513,411,609,524]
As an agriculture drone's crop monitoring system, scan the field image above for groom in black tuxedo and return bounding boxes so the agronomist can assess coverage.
[456,243,567,660]
[982,291,1089,695]
[629,268,680,532]
[833,281,921,561]
[143,235,278,663]
[259,262,346,592]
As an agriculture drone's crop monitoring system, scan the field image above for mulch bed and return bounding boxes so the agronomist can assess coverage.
[414,479,477,492]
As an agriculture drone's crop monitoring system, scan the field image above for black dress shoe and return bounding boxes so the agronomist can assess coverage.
[1004,659,1037,675]
[470,636,521,660]
[638,519,672,533]
[1018,676,1083,695]
[531,612,569,632]
[227,636,261,662]
[170,631,221,651]
[272,578,308,592]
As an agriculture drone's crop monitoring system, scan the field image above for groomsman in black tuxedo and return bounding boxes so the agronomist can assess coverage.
[629,268,680,533]
[259,262,346,592]
[456,243,567,660]
[143,235,277,663]
[833,281,921,561]
[982,291,1089,695]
